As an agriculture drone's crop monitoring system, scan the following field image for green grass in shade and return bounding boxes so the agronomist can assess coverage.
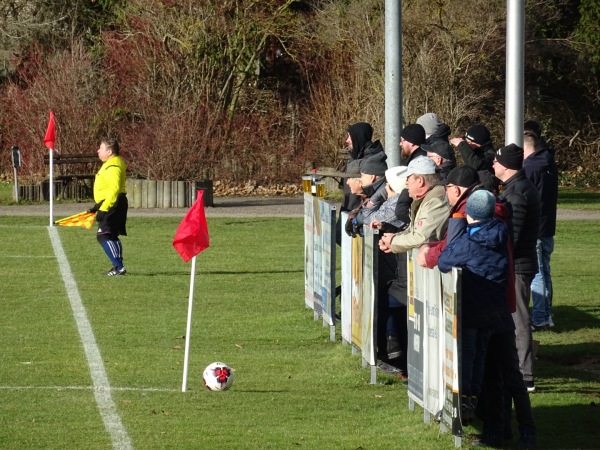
[557,188,600,210]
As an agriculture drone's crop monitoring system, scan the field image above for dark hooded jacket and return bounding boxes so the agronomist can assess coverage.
[425,123,452,145]
[341,122,385,212]
[457,140,496,173]
[523,143,558,238]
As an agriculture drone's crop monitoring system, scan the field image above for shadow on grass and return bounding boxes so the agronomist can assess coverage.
[546,305,600,333]
[558,190,600,206]
[527,403,600,449]
[132,269,305,276]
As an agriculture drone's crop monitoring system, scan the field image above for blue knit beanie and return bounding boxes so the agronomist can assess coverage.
[466,190,495,221]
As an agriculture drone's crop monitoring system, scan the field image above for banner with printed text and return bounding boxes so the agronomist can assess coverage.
[340,212,352,344]
[319,199,337,327]
[304,193,314,310]
[361,227,378,366]
[350,235,364,348]
[312,197,323,317]
[441,268,463,437]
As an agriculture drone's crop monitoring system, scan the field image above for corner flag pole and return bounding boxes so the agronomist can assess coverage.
[49,148,54,226]
[181,255,197,392]
[43,111,57,227]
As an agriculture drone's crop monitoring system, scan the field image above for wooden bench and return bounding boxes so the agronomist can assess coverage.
[43,153,100,201]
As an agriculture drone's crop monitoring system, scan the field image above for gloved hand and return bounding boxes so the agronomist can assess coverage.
[95,211,106,222]
[345,216,356,237]
[345,216,363,238]
[87,203,101,213]
[351,217,363,237]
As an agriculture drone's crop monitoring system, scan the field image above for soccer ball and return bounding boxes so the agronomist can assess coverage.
[202,362,234,391]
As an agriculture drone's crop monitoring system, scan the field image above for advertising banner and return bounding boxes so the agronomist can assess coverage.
[350,235,364,348]
[441,268,463,437]
[340,212,352,345]
[407,252,424,406]
[319,200,337,327]
[304,193,314,310]
[312,197,323,317]
[361,227,378,366]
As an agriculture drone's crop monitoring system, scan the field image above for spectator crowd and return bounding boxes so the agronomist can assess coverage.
[338,115,559,449]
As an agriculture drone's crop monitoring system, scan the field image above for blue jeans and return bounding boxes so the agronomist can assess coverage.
[531,237,554,326]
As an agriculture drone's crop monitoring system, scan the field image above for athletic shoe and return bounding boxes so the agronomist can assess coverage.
[461,396,475,426]
[377,361,402,374]
[386,335,402,360]
[107,267,127,276]
[524,380,535,393]
[531,323,549,332]
[548,316,555,327]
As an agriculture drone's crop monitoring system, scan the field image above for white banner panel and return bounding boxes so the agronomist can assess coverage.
[361,227,378,366]
[340,212,352,345]
[312,197,323,317]
[319,200,337,327]
[304,193,314,310]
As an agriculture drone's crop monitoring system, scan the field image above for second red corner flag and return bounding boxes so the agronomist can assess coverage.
[44,111,56,149]
[173,190,210,262]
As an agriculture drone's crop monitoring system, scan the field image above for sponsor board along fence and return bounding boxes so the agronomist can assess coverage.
[304,194,464,447]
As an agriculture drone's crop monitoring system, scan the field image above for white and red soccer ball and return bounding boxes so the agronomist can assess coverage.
[202,362,234,391]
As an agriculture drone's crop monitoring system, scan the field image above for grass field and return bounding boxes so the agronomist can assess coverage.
[0,213,599,449]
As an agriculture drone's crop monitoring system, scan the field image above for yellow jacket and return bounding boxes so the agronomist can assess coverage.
[93,156,127,212]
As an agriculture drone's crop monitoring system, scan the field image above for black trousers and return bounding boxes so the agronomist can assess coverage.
[478,330,535,434]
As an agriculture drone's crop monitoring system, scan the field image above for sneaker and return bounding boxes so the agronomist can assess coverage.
[548,316,555,327]
[386,335,402,360]
[107,267,127,276]
[461,396,475,426]
[524,380,535,393]
[531,323,549,332]
[376,361,401,374]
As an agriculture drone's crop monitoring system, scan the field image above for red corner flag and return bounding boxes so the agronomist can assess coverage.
[44,111,56,149]
[173,190,210,262]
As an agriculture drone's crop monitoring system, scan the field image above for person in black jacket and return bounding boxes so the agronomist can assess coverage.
[337,122,385,244]
[523,124,559,331]
[493,143,541,392]
[450,123,496,173]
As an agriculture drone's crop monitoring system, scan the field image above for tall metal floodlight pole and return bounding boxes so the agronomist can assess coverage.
[385,0,402,167]
[505,0,525,147]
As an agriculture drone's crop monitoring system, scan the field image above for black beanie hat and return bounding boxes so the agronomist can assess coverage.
[360,152,388,176]
[444,165,479,188]
[400,124,426,146]
[464,124,491,145]
[495,143,524,170]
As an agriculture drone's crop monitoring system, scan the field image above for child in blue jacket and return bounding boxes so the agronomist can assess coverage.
[438,189,512,423]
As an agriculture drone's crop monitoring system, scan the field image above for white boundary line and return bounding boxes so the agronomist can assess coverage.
[48,226,134,450]
[0,385,177,392]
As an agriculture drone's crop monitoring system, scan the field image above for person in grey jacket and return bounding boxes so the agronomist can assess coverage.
[493,143,541,392]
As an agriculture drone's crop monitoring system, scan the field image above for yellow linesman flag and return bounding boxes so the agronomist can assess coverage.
[54,211,96,230]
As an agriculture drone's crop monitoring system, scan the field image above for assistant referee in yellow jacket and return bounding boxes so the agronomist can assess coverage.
[88,138,128,276]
